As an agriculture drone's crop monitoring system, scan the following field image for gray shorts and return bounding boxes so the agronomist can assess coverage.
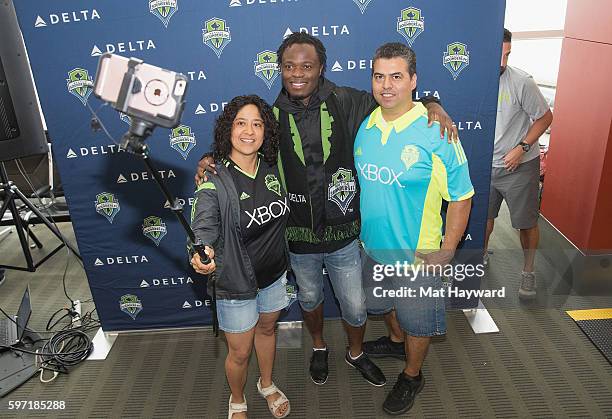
[488,157,540,229]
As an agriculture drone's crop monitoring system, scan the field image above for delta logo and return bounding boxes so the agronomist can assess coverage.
[93,255,150,267]
[116,169,177,184]
[66,144,125,159]
[181,299,212,309]
[283,24,350,38]
[194,101,229,116]
[91,40,156,57]
[139,276,194,288]
[34,9,101,28]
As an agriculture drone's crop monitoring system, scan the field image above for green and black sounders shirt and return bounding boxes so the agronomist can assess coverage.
[228,157,289,289]
[273,78,376,254]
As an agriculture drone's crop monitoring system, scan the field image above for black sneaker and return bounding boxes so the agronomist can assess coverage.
[383,371,425,415]
[309,348,328,385]
[345,351,386,386]
[363,336,405,359]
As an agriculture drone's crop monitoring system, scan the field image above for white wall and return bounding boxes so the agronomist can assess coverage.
[504,0,567,86]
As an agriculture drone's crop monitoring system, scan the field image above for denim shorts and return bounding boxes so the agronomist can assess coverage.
[216,273,289,334]
[362,250,446,337]
[289,240,367,327]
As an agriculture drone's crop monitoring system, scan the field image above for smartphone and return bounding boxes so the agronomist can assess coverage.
[93,53,188,128]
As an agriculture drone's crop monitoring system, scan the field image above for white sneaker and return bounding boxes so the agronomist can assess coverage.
[519,271,536,300]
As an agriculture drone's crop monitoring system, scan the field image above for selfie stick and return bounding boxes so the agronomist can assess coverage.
[120,121,219,335]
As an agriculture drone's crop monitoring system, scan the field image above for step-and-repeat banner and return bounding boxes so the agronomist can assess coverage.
[14,0,505,331]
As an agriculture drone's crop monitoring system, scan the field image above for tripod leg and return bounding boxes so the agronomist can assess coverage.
[27,227,44,249]
[11,187,81,260]
[2,191,36,271]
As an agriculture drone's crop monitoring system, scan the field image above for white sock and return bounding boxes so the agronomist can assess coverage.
[313,347,327,351]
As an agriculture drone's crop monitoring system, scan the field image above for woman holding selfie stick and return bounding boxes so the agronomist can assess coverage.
[190,95,290,419]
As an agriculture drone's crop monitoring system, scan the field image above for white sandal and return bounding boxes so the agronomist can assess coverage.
[228,394,248,419]
[257,377,290,418]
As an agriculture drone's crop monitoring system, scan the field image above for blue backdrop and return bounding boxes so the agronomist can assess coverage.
[14,0,505,331]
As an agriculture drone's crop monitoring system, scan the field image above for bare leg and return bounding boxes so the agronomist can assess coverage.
[403,334,431,377]
[254,310,288,417]
[302,304,326,349]
[225,328,256,419]
[520,225,539,272]
[382,310,404,343]
[343,321,366,357]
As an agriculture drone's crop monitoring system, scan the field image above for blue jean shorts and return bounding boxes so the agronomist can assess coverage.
[289,240,367,327]
[362,250,446,337]
[216,273,289,334]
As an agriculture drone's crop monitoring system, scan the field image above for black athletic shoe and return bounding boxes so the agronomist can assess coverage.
[382,371,425,415]
[309,348,329,385]
[363,336,405,359]
[345,351,386,387]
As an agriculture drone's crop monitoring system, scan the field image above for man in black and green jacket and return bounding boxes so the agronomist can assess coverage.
[197,32,457,388]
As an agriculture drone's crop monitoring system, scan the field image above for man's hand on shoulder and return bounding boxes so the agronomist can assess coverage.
[195,155,217,185]
[423,102,459,143]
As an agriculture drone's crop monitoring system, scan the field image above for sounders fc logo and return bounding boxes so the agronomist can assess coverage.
[66,68,94,106]
[95,192,121,224]
[142,216,167,246]
[265,174,281,197]
[149,0,178,28]
[202,17,231,58]
[443,42,470,80]
[328,168,356,215]
[170,125,196,159]
[397,7,424,46]
[352,0,373,14]
[254,50,280,89]
[120,294,143,320]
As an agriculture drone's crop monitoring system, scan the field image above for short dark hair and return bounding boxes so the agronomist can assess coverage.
[503,28,512,43]
[372,42,417,77]
[212,95,279,165]
[277,32,327,76]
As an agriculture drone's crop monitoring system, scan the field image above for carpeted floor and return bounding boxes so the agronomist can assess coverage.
[0,204,611,418]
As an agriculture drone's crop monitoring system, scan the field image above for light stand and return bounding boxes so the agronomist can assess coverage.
[120,119,218,335]
[0,160,81,271]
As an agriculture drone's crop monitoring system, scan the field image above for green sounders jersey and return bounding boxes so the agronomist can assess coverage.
[354,102,474,265]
